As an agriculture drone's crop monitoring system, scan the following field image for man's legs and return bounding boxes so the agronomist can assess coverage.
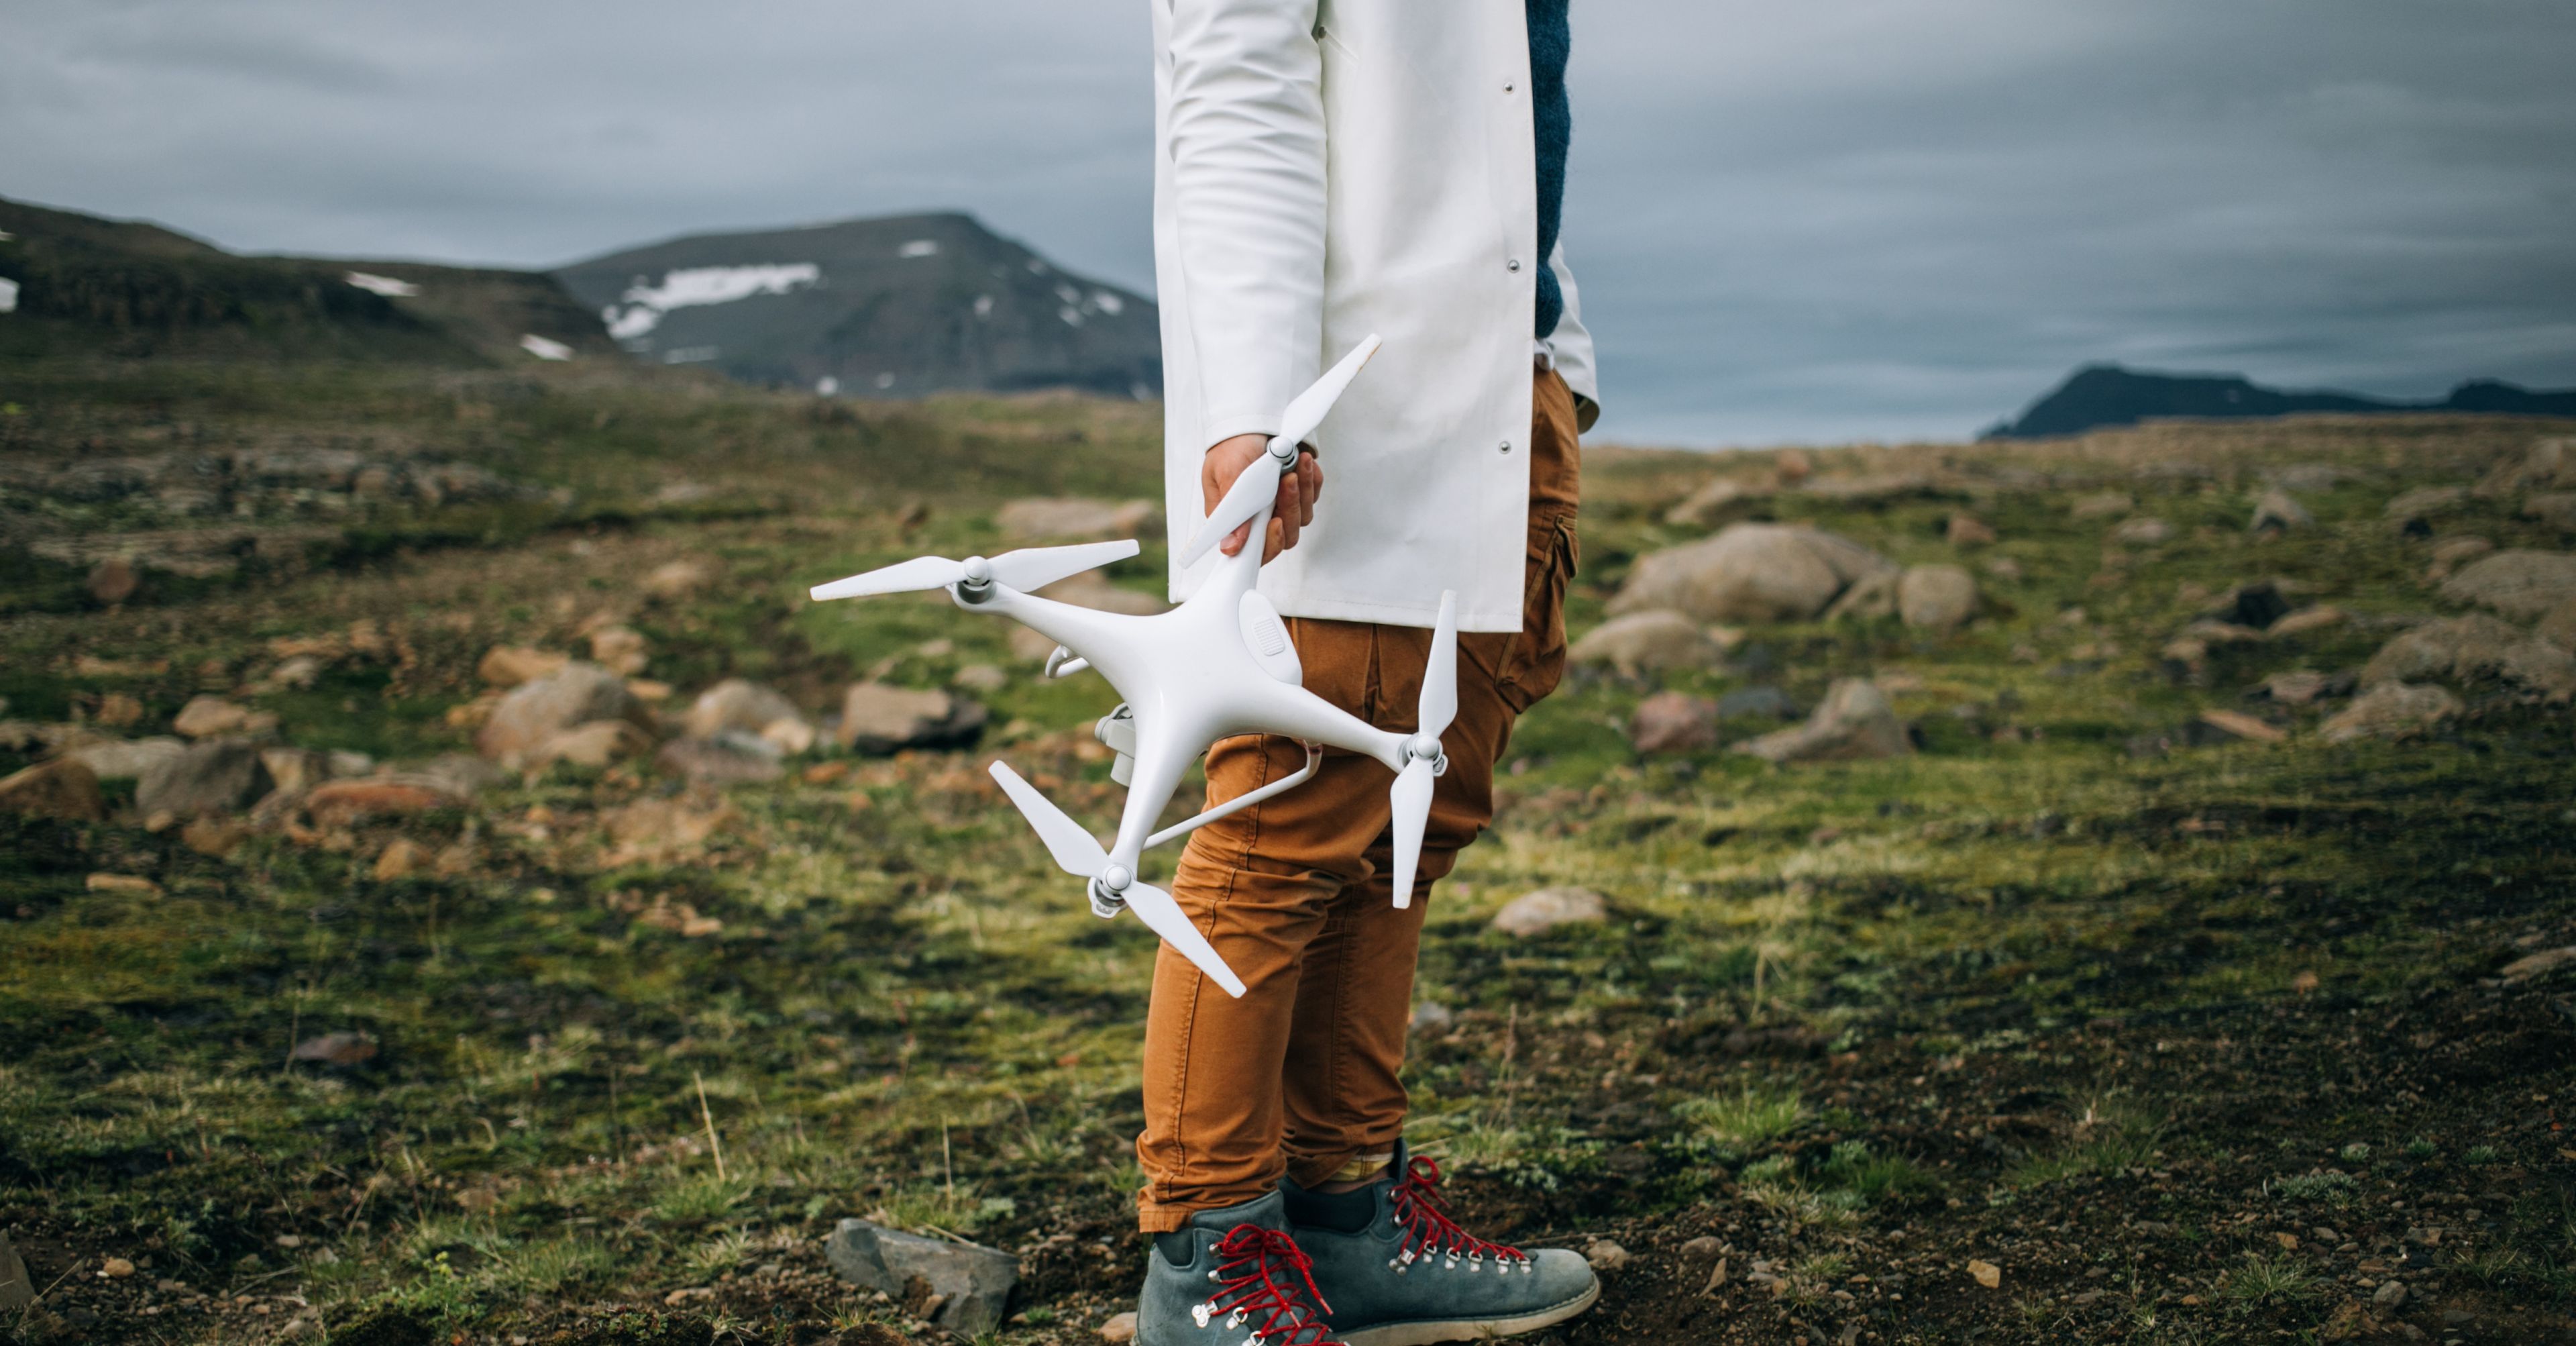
[1134,370,1582,1231]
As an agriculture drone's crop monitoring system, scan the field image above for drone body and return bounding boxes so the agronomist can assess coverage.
[809,337,1455,997]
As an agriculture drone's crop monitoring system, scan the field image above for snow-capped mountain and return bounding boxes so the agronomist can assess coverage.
[554,212,1159,400]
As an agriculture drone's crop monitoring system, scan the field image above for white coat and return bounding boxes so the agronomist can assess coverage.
[1150,0,1601,633]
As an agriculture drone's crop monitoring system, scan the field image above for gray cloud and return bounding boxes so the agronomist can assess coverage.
[7,0,2569,444]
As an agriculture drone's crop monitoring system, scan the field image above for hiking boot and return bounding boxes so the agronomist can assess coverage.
[1138,1190,1346,1346]
[1281,1142,1599,1345]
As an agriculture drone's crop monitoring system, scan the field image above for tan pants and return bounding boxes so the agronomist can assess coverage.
[1135,370,1582,1230]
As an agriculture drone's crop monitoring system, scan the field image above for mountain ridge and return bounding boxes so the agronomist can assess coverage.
[1985,364,2576,439]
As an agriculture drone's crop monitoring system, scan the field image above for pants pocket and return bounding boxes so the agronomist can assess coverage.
[1497,513,1578,713]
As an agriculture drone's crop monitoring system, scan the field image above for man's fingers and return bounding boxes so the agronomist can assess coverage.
[1274,473,1302,552]
[1297,455,1321,525]
[1220,519,1251,557]
[1261,517,1287,564]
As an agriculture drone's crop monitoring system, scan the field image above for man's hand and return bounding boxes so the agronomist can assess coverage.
[1201,433,1323,563]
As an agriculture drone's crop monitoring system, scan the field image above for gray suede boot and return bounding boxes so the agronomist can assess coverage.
[1138,1190,1345,1346]
[1280,1143,1599,1346]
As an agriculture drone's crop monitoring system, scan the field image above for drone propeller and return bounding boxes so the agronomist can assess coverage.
[1178,334,1384,566]
[1387,591,1458,910]
[987,761,1249,998]
[811,539,1138,602]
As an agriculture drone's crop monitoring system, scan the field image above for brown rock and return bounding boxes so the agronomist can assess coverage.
[2251,488,2313,533]
[1098,1310,1140,1343]
[476,662,643,766]
[181,817,250,858]
[2362,614,2576,701]
[1570,611,1721,676]
[88,556,140,605]
[137,739,273,818]
[1491,886,1609,937]
[0,758,105,821]
[1945,512,1997,548]
[303,776,466,828]
[259,747,335,795]
[1897,564,1979,631]
[1609,523,1894,624]
[2266,606,2347,639]
[172,695,276,739]
[1822,568,1899,621]
[86,873,161,895]
[2500,946,2576,982]
[996,497,1158,542]
[1628,690,1720,754]
[1772,448,1813,486]
[2320,682,2461,743]
[96,692,144,727]
[1735,678,1911,763]
[372,838,429,881]
[2440,550,2576,620]
[602,792,743,863]
[2260,670,2337,707]
[838,683,987,754]
[587,625,650,676]
[477,644,570,687]
[2523,492,2576,532]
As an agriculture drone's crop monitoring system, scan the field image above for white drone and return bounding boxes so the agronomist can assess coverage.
[808,336,1454,998]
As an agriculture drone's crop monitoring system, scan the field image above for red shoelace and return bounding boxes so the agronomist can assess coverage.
[1388,1156,1533,1273]
[1195,1225,1343,1345]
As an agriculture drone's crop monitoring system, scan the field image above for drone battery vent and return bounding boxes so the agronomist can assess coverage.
[1238,592,1303,686]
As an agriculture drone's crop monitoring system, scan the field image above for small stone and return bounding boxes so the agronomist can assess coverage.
[303,777,466,829]
[643,559,713,599]
[0,1230,32,1310]
[0,756,106,821]
[2267,605,2347,639]
[1491,886,1608,937]
[65,736,186,782]
[1946,512,1997,548]
[1681,1235,1723,1257]
[96,692,144,727]
[1570,610,1722,676]
[137,739,274,819]
[2110,517,2174,547]
[477,664,645,768]
[825,1219,1020,1339]
[1627,690,1720,754]
[290,1031,378,1068]
[87,873,162,895]
[586,625,649,676]
[372,838,429,881]
[1409,1002,1455,1036]
[89,558,141,605]
[655,733,787,785]
[952,663,1010,694]
[2373,1280,2406,1306]
[683,678,806,739]
[2320,682,2461,743]
[2260,671,2334,707]
[1968,1259,2001,1289]
[1098,1310,1140,1343]
[2275,1231,2301,1250]
[1897,564,1979,631]
[2196,709,2286,744]
[181,817,250,859]
[1735,678,1911,764]
[101,1257,136,1278]
[1582,1240,1631,1272]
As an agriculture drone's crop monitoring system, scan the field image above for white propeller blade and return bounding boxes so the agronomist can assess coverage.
[812,540,1139,603]
[811,555,965,601]
[1177,333,1383,566]
[989,761,1106,876]
[989,539,1140,592]
[1276,333,1383,449]
[1122,881,1248,998]
[987,762,1248,998]
[1387,591,1458,910]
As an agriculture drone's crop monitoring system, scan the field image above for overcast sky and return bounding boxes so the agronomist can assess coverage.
[9,0,2573,445]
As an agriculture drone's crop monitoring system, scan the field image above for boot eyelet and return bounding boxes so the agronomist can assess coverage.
[1193,1302,1214,1328]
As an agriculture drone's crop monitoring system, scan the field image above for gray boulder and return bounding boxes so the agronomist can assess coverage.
[1609,523,1893,624]
[0,1227,30,1309]
[1897,564,1979,631]
[2360,614,2575,703]
[2384,485,2465,527]
[682,678,808,741]
[2440,550,2576,620]
[825,1219,1018,1337]
[1568,611,1720,676]
[2251,488,2313,533]
[1734,678,1911,764]
[1717,686,1802,720]
[137,739,274,818]
[656,733,788,784]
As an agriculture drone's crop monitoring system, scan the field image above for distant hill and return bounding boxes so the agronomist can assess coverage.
[0,195,619,367]
[1984,364,2576,439]
[553,212,1160,400]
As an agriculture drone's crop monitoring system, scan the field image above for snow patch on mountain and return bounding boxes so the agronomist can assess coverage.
[605,263,821,340]
[0,276,17,313]
[898,240,940,258]
[346,271,421,298]
[519,333,574,361]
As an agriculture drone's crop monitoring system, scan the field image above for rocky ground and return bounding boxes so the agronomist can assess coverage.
[1,359,2572,1345]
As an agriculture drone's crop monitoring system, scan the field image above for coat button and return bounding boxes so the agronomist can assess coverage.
[1504,81,1517,93]
[1499,439,1513,454]
[1506,258,1522,272]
